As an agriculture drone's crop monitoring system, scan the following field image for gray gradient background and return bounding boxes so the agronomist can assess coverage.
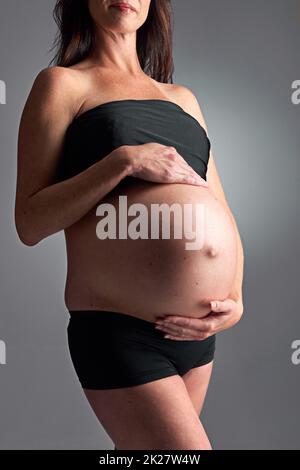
[0,0,299,450]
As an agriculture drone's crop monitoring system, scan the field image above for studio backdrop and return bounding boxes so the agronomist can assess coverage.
[0,0,299,450]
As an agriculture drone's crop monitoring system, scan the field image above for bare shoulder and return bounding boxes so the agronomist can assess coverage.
[31,66,79,97]
[22,66,85,123]
[159,82,209,134]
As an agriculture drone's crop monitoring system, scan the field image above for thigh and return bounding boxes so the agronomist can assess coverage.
[83,374,212,450]
[182,361,214,416]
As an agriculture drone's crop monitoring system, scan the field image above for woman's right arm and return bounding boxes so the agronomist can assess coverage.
[14,67,132,246]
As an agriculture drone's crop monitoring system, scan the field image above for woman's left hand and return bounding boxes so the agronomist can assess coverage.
[154,298,244,340]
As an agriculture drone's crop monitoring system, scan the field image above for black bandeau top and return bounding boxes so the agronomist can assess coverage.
[57,99,211,183]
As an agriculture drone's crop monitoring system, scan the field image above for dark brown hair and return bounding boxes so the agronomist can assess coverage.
[50,0,174,83]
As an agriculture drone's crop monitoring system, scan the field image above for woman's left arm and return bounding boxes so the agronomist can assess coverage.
[154,86,244,340]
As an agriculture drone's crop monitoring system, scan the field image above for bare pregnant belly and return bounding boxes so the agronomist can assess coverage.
[64,180,237,321]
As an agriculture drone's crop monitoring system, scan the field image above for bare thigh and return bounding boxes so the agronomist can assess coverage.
[83,374,212,450]
[182,361,214,416]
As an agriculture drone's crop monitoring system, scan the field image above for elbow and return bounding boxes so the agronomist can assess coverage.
[15,219,41,247]
[15,200,45,246]
[16,228,40,247]
[20,235,40,247]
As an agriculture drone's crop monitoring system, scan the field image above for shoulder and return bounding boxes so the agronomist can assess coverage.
[32,66,79,95]
[25,66,84,121]
[159,82,209,133]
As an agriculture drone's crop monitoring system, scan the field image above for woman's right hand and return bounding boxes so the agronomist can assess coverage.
[123,143,208,187]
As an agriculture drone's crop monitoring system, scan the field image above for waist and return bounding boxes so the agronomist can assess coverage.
[68,309,159,329]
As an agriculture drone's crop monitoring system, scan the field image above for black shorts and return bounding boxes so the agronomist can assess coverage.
[67,310,216,390]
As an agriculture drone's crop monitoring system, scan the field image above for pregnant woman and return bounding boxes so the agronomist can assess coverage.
[14,0,244,450]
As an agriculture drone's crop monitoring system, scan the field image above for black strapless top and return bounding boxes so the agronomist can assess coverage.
[57,99,211,183]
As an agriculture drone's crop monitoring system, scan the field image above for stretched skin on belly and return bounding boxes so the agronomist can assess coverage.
[64,180,238,321]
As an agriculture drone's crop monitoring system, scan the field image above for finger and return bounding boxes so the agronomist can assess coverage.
[172,153,202,182]
[156,325,209,339]
[196,175,209,186]
[158,315,219,333]
[155,324,200,338]
[159,163,192,181]
[177,173,208,187]
[163,159,208,187]
[163,334,198,341]
[162,156,202,178]
[156,315,208,328]
[179,163,209,186]
[168,175,205,187]
[210,300,233,313]
[164,333,211,341]
[193,178,209,187]
[183,172,209,186]
[156,315,194,327]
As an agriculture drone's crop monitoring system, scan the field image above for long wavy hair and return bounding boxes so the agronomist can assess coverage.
[49,0,174,83]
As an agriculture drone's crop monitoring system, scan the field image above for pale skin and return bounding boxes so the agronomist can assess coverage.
[15,0,244,450]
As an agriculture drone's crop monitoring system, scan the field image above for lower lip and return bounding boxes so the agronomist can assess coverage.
[110,5,135,13]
